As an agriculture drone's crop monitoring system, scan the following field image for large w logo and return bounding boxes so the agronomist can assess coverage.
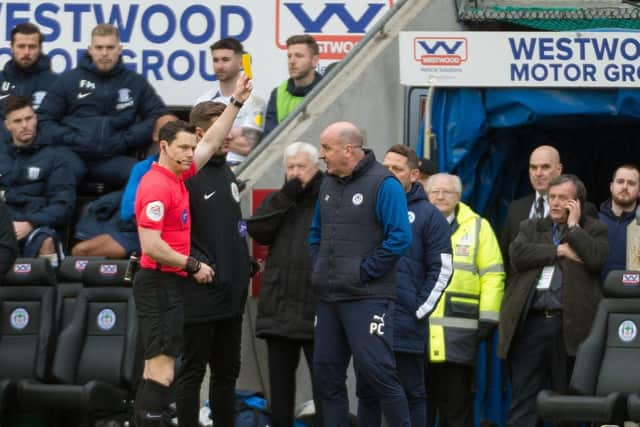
[285,3,385,33]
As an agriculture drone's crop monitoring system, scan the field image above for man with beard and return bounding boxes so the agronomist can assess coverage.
[263,35,323,137]
[37,23,167,187]
[176,101,254,427]
[0,23,55,143]
[194,38,265,165]
[599,164,640,280]
[0,23,54,117]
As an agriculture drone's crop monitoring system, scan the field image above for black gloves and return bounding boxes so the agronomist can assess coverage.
[280,177,305,201]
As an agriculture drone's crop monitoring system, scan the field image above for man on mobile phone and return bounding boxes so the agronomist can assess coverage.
[498,174,608,427]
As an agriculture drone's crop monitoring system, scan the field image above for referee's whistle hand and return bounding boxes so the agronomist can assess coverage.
[193,262,215,284]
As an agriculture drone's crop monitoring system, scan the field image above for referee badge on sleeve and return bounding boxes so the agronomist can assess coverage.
[145,201,164,222]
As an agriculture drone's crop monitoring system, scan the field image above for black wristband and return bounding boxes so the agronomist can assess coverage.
[229,96,244,108]
[184,256,201,274]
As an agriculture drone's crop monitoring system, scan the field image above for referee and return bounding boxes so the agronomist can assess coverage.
[133,76,252,426]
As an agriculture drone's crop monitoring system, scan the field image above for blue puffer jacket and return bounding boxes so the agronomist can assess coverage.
[599,199,635,281]
[37,54,167,159]
[0,54,55,117]
[394,182,453,354]
[0,136,76,227]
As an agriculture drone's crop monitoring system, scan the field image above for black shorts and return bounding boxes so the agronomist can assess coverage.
[133,268,185,359]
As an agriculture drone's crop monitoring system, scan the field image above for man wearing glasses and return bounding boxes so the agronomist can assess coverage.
[425,173,504,427]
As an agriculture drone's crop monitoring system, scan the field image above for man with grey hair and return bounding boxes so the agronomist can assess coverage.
[499,173,607,427]
[426,173,504,427]
[246,141,323,427]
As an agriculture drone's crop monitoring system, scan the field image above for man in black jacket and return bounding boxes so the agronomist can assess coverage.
[175,101,253,427]
[246,141,322,427]
[1,96,76,266]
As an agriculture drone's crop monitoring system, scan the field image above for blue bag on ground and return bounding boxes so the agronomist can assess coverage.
[235,390,272,427]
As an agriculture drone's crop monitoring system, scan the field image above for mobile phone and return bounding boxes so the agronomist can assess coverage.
[242,53,253,80]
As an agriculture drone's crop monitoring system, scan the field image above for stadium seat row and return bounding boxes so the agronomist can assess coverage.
[0,256,140,427]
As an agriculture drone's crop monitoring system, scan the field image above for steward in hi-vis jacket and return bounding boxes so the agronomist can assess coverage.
[426,173,504,427]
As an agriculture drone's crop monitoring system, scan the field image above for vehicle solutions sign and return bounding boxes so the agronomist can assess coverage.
[0,1,394,106]
[399,31,640,88]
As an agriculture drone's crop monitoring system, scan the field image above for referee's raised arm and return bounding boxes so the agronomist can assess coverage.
[193,74,253,171]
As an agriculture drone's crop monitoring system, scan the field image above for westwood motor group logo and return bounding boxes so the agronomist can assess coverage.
[275,0,394,60]
[413,37,468,66]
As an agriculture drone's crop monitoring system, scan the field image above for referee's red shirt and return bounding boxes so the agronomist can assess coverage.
[135,162,196,275]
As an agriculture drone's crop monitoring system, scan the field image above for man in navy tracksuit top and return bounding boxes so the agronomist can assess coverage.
[0,23,55,142]
[309,121,412,427]
[1,96,76,264]
[37,23,167,188]
[352,145,452,427]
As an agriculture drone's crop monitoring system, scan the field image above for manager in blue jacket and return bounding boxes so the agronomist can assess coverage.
[37,23,167,188]
[352,144,453,427]
[310,122,412,427]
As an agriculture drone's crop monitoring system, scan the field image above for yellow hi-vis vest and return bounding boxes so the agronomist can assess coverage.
[429,202,505,365]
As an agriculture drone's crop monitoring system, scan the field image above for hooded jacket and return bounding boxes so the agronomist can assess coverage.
[37,54,167,159]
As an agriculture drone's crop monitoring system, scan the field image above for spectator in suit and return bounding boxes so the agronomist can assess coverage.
[499,174,608,427]
[501,145,562,275]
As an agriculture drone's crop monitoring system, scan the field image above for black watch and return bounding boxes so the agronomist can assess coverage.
[229,96,244,108]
